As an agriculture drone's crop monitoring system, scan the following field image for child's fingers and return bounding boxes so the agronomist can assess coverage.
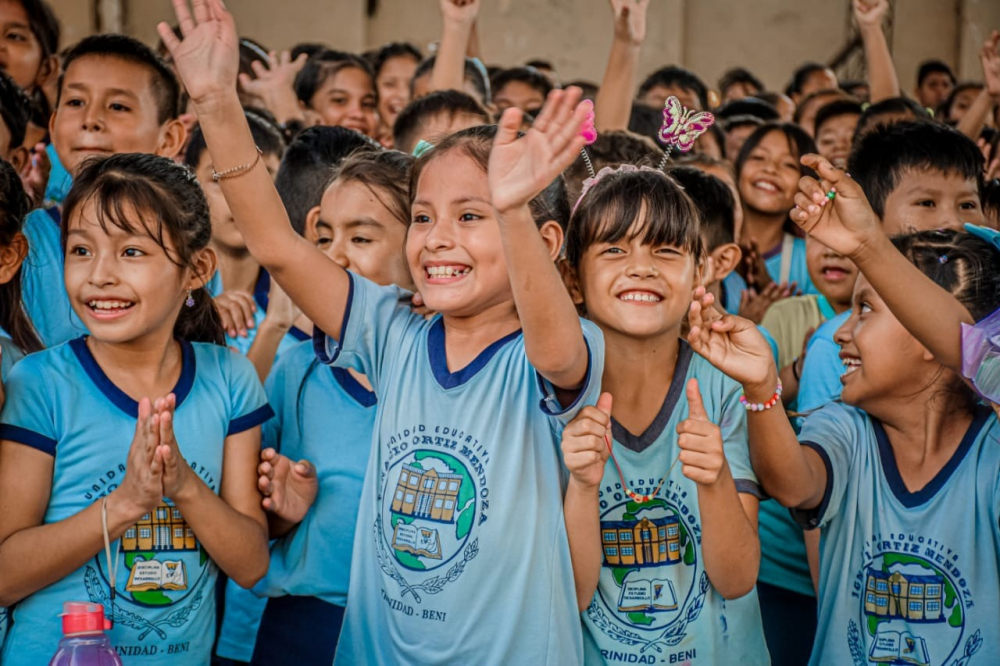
[495,107,524,147]
[567,450,605,470]
[156,22,182,53]
[563,435,606,457]
[190,0,211,25]
[684,379,708,421]
[258,474,274,496]
[565,410,611,436]
[293,460,316,479]
[596,392,613,418]
[528,89,561,134]
[260,447,278,462]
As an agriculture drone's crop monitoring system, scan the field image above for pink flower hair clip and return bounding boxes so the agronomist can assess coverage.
[656,96,715,170]
[579,99,598,178]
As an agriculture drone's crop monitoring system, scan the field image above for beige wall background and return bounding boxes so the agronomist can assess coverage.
[47,0,1000,95]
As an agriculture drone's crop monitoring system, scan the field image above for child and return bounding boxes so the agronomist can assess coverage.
[392,89,491,154]
[293,50,378,138]
[793,89,850,138]
[23,34,187,347]
[851,96,930,140]
[410,55,491,107]
[785,62,839,104]
[370,42,422,145]
[564,129,660,201]
[636,65,708,111]
[159,4,601,663]
[559,165,768,664]
[491,66,553,115]
[915,59,955,110]
[687,153,1000,666]
[718,67,765,103]
[0,0,59,149]
[813,99,863,169]
[0,153,271,665]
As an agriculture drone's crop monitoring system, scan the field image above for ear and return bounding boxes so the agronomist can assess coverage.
[558,257,586,307]
[537,220,564,261]
[710,243,743,281]
[7,145,29,174]
[0,232,28,284]
[155,118,188,161]
[303,205,322,244]
[188,246,218,290]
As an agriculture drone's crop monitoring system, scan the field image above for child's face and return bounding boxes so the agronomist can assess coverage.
[722,81,760,103]
[797,91,841,137]
[194,151,280,254]
[805,234,856,308]
[494,81,545,116]
[313,179,412,290]
[407,150,512,317]
[738,131,800,217]
[307,66,378,138]
[376,55,417,130]
[639,84,701,112]
[916,72,953,109]
[64,201,200,345]
[724,123,758,161]
[572,214,698,341]
[815,113,859,169]
[0,0,46,91]
[52,55,182,176]
[882,169,984,235]
[946,87,982,123]
[796,68,838,101]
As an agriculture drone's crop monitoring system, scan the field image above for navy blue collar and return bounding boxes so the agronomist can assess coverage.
[46,206,61,227]
[254,269,309,341]
[331,367,377,407]
[427,317,522,390]
[874,406,990,508]
[70,337,197,418]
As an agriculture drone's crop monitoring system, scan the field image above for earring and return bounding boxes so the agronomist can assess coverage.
[185,288,195,308]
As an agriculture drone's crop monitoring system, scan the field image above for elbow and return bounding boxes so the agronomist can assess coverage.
[532,346,589,388]
[231,556,269,590]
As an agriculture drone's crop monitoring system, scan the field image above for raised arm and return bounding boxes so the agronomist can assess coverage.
[430,0,479,94]
[853,0,900,103]
[158,0,350,341]
[488,88,591,389]
[594,0,648,131]
[957,31,1000,141]
[791,154,973,370]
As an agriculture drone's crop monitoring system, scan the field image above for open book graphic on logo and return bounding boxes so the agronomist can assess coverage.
[125,559,188,592]
[392,522,442,559]
[869,629,930,666]
[617,578,678,613]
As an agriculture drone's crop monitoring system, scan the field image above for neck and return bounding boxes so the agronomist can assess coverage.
[216,243,260,294]
[865,382,975,462]
[600,327,681,416]
[86,329,180,385]
[741,207,786,253]
[440,299,521,371]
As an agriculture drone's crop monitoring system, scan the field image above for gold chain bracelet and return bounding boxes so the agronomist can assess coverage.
[212,146,263,182]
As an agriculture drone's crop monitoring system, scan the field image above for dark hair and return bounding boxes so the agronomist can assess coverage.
[566,130,660,187]
[412,56,491,104]
[938,82,982,121]
[291,42,328,61]
[666,165,735,251]
[792,89,847,125]
[628,103,665,146]
[721,115,764,135]
[847,121,984,219]
[59,34,180,124]
[566,168,703,268]
[917,59,955,87]
[718,68,764,97]
[371,42,422,78]
[275,126,379,235]
[331,150,414,229]
[982,178,1000,226]
[392,89,491,153]
[184,110,285,171]
[785,62,834,97]
[839,80,869,99]
[0,71,32,151]
[294,49,376,105]
[490,67,554,101]
[853,96,931,139]
[563,79,599,101]
[638,66,709,110]
[18,0,59,58]
[238,37,269,77]
[812,99,864,137]
[0,161,42,353]
[525,59,554,71]
[715,97,779,123]
[61,154,224,344]
[411,125,570,230]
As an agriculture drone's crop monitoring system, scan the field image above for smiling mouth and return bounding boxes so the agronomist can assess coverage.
[841,356,861,375]
[753,180,779,193]
[618,290,663,303]
[87,299,135,317]
[821,266,851,282]
[425,265,472,282]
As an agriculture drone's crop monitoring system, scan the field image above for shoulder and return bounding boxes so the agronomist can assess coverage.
[7,341,75,383]
[799,402,871,445]
[267,340,318,386]
[189,340,259,383]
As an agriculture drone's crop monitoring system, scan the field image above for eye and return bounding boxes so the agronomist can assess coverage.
[916,200,935,208]
[859,302,872,315]
[123,247,145,258]
[782,161,798,171]
[363,99,378,110]
[329,96,348,106]
[109,103,131,112]
[351,236,372,244]
[69,246,91,257]
[959,201,979,211]
[6,30,27,42]
[602,246,625,255]
[656,246,682,256]
[65,98,85,108]
[412,214,431,225]
[459,213,480,222]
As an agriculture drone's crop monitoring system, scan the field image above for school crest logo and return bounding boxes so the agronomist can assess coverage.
[587,493,708,655]
[848,551,982,666]
[375,449,481,602]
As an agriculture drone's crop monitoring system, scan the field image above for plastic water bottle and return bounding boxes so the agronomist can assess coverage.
[49,602,122,666]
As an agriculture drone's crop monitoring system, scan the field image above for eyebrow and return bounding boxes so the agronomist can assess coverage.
[344,218,386,230]
[453,196,491,206]
[65,83,141,101]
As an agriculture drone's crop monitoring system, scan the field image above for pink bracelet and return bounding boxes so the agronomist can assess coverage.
[739,379,783,412]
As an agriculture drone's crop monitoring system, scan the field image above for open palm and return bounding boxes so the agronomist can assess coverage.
[157,0,240,106]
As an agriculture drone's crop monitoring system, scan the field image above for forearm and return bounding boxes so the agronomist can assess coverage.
[497,206,587,387]
[956,88,997,140]
[467,21,482,60]
[860,24,900,103]
[266,512,300,540]
[805,528,821,594]
[172,480,269,588]
[431,22,472,93]
[595,39,641,131]
[247,318,290,382]
[778,360,800,405]
[0,491,143,606]
[698,474,759,599]
[564,479,603,612]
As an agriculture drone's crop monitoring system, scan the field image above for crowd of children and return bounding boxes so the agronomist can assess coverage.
[0,0,998,663]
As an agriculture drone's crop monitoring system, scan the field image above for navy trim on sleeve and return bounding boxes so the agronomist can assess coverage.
[313,273,355,366]
[789,440,833,530]
[734,478,765,499]
[227,404,275,436]
[538,338,594,417]
[0,424,57,456]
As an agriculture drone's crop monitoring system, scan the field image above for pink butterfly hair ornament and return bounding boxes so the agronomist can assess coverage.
[578,99,599,178]
[656,96,715,171]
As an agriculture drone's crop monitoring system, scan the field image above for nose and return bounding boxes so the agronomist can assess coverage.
[328,238,351,271]
[423,217,456,251]
[833,310,856,346]
[87,251,119,288]
[626,249,658,278]
[82,104,104,132]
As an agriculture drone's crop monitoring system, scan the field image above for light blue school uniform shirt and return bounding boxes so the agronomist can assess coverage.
[223,270,309,355]
[793,403,1000,666]
[22,206,88,347]
[0,338,272,666]
[797,309,850,414]
[44,144,72,206]
[0,330,25,649]
[582,342,769,665]
[318,273,604,665]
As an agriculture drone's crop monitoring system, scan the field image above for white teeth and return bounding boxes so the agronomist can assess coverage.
[841,357,862,374]
[754,181,778,192]
[426,266,471,277]
[89,300,133,310]
[619,292,662,303]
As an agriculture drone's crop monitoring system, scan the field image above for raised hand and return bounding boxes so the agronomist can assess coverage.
[853,0,889,28]
[264,279,302,333]
[439,0,480,27]
[688,287,776,389]
[610,0,648,45]
[156,0,240,108]
[115,398,165,519]
[215,290,256,339]
[561,393,612,490]
[258,448,318,523]
[737,282,796,324]
[677,380,727,486]
[981,30,1000,97]
[738,239,773,291]
[154,394,197,501]
[238,49,308,124]
[488,87,590,214]
[790,154,882,259]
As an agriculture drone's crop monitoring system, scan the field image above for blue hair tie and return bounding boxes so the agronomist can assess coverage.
[965,223,1000,252]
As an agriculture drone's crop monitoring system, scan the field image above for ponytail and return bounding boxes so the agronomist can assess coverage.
[174,286,225,346]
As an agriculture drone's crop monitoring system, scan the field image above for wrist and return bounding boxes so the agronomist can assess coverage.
[442,19,475,35]
[568,475,602,495]
[192,91,244,124]
[698,460,734,493]
[742,367,780,404]
[106,490,149,530]
[262,313,294,334]
[169,468,202,506]
[850,227,891,266]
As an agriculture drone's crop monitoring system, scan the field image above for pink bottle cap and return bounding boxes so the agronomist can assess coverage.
[60,602,111,636]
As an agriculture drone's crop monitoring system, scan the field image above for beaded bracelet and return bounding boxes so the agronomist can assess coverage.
[212,146,263,182]
[739,379,783,412]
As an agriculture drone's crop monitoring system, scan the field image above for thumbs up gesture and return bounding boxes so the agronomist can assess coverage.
[561,392,613,490]
[676,379,728,487]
